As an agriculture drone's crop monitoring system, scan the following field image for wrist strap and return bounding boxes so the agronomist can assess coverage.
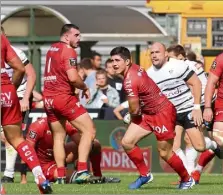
[193,104,200,110]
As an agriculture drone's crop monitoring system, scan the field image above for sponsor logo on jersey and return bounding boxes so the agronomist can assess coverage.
[29,130,37,139]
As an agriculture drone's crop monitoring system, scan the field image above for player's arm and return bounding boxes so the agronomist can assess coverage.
[179,61,202,126]
[4,36,25,88]
[63,49,88,90]
[113,101,129,120]
[204,58,222,122]
[23,62,36,101]
[205,72,219,108]
[186,73,202,105]
[124,77,140,119]
[32,90,43,101]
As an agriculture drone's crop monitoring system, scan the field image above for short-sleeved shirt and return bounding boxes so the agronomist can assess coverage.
[43,42,78,96]
[5,46,29,98]
[210,53,223,101]
[147,58,195,113]
[123,64,169,115]
[26,117,78,163]
[1,34,17,85]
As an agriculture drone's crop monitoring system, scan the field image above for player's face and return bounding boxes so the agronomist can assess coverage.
[151,46,168,69]
[111,55,129,75]
[68,28,81,48]
[96,74,107,87]
[106,62,115,76]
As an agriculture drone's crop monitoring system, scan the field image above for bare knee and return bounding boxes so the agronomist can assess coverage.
[193,143,206,152]
[121,138,134,150]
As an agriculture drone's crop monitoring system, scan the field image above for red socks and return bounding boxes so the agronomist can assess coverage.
[16,141,40,170]
[77,162,88,172]
[167,152,190,182]
[57,167,66,178]
[198,150,215,167]
[90,152,102,177]
[126,146,148,176]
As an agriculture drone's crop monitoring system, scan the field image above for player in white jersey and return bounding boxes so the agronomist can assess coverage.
[1,27,36,184]
[147,43,217,180]
[167,44,219,183]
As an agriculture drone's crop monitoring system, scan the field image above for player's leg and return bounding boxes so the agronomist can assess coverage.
[184,133,198,174]
[2,85,52,193]
[49,119,67,183]
[1,131,17,183]
[122,119,153,189]
[157,139,195,189]
[173,125,188,172]
[69,112,96,183]
[212,122,223,148]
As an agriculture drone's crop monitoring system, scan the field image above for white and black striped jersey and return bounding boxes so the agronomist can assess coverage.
[185,59,216,105]
[5,46,29,98]
[147,58,195,113]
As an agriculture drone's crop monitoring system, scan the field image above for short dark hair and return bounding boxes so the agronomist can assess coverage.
[91,51,101,59]
[60,24,79,36]
[186,51,197,61]
[96,69,107,77]
[167,45,186,58]
[110,46,131,60]
[79,58,93,70]
[105,58,113,68]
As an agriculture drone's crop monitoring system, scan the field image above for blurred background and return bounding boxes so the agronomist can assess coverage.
[1,0,223,173]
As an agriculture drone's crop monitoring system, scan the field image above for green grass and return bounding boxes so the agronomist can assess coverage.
[2,172,223,194]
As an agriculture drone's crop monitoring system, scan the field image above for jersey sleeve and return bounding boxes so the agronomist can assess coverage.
[13,47,29,65]
[62,47,78,72]
[210,55,223,78]
[121,101,129,108]
[2,35,17,63]
[65,122,78,137]
[26,119,45,144]
[124,73,139,99]
[174,59,195,82]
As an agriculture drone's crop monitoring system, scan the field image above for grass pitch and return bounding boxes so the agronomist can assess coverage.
[2,172,223,194]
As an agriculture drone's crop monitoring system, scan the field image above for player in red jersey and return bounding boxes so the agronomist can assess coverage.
[194,53,223,182]
[1,32,52,194]
[26,117,120,184]
[110,46,194,190]
[43,24,96,184]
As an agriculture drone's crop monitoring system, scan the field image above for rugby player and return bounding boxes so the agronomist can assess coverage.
[110,46,194,190]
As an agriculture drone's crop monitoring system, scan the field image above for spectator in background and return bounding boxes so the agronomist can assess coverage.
[91,51,102,70]
[105,59,126,103]
[86,69,120,109]
[79,58,96,89]
[186,51,197,61]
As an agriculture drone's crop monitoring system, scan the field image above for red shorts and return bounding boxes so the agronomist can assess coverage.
[132,103,176,141]
[214,99,223,122]
[1,84,22,126]
[43,94,87,122]
[41,161,57,182]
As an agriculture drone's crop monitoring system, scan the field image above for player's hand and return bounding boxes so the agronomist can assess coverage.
[203,107,213,122]
[20,98,29,112]
[191,109,203,126]
[81,88,90,103]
